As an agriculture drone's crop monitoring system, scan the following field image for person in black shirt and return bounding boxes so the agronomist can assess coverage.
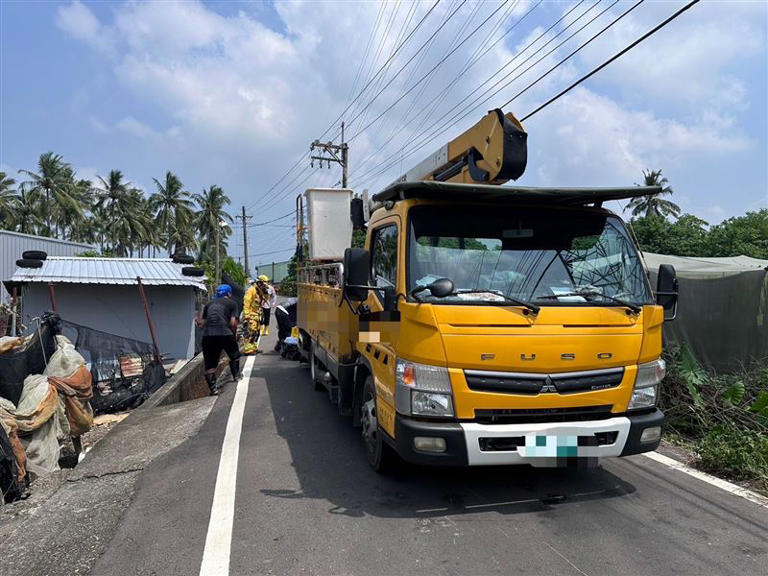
[196,284,241,396]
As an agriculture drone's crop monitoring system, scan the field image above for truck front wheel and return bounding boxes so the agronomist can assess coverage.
[309,346,324,391]
[361,376,397,474]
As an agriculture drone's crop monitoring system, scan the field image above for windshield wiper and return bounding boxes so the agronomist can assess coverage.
[536,289,641,314]
[452,290,540,315]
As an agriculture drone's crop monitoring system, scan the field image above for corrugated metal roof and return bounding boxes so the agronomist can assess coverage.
[8,257,207,288]
[1,231,95,302]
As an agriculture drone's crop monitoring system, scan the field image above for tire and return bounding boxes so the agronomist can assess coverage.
[22,250,47,260]
[181,266,204,277]
[172,254,195,264]
[16,258,43,269]
[361,375,398,474]
[309,345,324,391]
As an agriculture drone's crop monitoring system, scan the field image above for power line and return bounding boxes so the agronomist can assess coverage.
[252,247,296,259]
[353,0,586,182]
[352,0,467,178]
[343,0,470,136]
[348,0,513,141]
[232,210,295,228]
[495,0,645,110]
[519,0,702,120]
[354,0,420,138]
[346,1,386,106]
[245,1,441,214]
[353,0,540,180]
[354,0,607,185]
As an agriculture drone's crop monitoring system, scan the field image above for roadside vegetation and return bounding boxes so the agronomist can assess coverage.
[627,170,767,259]
[0,152,243,279]
[661,345,768,492]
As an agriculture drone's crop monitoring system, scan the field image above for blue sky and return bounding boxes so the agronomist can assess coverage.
[1,0,766,266]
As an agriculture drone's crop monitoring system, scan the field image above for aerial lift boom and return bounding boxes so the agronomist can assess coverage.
[391,109,527,186]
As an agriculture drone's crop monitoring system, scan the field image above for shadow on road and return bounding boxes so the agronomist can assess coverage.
[262,359,636,519]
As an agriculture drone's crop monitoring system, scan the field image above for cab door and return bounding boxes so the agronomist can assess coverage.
[360,219,401,436]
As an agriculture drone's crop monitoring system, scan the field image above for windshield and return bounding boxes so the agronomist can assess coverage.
[408,205,652,306]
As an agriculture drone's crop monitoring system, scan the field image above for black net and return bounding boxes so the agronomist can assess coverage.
[59,319,167,413]
[0,313,59,406]
[649,268,768,372]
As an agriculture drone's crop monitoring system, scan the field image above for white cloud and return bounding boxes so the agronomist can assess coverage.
[524,86,753,188]
[55,0,114,56]
[52,0,765,235]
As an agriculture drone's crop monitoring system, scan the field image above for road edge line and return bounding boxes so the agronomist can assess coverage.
[642,450,768,509]
[199,355,256,576]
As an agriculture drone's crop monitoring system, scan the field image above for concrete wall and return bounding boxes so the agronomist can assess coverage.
[21,283,197,360]
[0,231,93,303]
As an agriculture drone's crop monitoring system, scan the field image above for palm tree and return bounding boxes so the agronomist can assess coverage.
[626,169,681,220]
[194,185,232,264]
[135,195,160,257]
[93,170,144,255]
[0,172,17,228]
[60,177,92,242]
[19,152,81,236]
[14,183,42,234]
[150,171,194,255]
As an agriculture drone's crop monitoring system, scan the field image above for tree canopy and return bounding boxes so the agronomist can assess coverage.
[2,151,236,265]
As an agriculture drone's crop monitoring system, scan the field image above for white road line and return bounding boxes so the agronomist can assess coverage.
[642,451,768,509]
[199,355,256,576]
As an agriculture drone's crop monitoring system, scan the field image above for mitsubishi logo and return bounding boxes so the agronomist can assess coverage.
[539,377,557,393]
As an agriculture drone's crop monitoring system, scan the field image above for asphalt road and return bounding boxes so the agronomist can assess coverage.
[92,335,768,576]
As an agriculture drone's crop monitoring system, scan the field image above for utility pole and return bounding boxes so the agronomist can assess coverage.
[236,206,253,281]
[310,121,349,188]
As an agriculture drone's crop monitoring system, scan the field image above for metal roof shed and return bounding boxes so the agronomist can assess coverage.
[6,257,207,360]
[0,230,93,303]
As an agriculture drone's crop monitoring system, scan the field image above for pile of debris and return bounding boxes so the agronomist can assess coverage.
[0,333,93,504]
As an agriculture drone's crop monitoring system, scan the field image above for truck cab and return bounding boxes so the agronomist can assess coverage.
[299,181,678,471]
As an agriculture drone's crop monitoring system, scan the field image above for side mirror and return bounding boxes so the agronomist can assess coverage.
[428,277,454,298]
[343,248,370,302]
[656,264,678,321]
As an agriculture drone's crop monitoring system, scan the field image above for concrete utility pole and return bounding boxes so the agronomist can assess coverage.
[310,121,349,187]
[237,206,253,281]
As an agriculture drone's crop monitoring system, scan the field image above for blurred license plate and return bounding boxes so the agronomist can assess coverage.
[520,434,580,458]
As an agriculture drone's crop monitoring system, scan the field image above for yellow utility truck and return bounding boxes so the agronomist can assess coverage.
[297,109,678,472]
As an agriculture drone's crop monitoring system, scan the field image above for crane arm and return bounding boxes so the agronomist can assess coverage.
[391,109,527,186]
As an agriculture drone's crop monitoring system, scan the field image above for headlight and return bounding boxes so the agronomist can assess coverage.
[628,358,665,410]
[395,359,454,417]
[412,391,454,417]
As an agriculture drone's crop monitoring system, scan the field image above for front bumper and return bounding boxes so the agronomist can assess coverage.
[392,408,664,467]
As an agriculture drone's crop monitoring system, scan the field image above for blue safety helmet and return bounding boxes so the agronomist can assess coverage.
[215,284,232,298]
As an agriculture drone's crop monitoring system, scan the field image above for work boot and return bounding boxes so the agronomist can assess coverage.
[229,358,240,381]
[205,372,218,396]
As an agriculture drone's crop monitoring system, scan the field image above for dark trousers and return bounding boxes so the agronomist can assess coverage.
[262,307,271,327]
[201,335,240,370]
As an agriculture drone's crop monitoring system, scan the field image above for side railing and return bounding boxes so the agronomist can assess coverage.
[298,262,344,287]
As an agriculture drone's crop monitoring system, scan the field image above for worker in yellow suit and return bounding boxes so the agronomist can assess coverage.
[242,279,268,354]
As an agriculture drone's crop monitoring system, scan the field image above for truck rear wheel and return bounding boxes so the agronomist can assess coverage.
[361,376,397,474]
